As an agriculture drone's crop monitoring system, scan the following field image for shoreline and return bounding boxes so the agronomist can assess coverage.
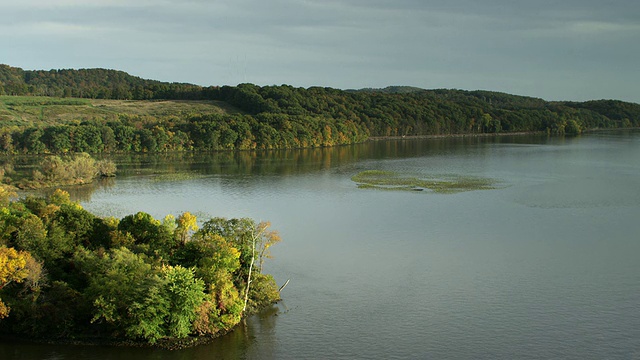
[0,333,225,351]
[0,317,235,351]
[366,127,639,142]
[366,131,545,141]
[0,300,281,351]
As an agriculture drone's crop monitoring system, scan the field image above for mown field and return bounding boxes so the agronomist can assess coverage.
[0,96,241,128]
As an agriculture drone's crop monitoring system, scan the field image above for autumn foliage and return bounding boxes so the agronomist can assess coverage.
[0,190,281,345]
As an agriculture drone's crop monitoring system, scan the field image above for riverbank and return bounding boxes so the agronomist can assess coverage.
[366,131,545,141]
[0,301,280,351]
[0,299,281,351]
[367,127,640,142]
[0,331,226,351]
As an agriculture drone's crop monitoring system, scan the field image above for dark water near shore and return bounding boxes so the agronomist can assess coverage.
[2,131,640,359]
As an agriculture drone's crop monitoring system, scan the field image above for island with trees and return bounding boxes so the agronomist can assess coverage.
[0,189,282,348]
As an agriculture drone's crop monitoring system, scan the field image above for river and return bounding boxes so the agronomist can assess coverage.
[2,131,640,359]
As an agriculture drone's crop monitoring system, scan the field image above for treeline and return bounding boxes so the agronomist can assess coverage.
[0,113,368,154]
[2,65,640,154]
[210,84,640,137]
[0,190,281,345]
[0,65,208,100]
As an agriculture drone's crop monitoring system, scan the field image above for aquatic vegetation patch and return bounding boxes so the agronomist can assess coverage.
[351,170,496,193]
[151,171,206,182]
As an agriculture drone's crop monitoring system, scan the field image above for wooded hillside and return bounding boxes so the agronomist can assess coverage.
[1,65,638,154]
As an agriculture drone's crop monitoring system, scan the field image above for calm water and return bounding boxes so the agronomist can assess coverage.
[2,131,640,359]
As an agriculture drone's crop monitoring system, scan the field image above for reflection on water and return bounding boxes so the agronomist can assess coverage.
[9,134,552,203]
[110,145,371,178]
[2,131,640,359]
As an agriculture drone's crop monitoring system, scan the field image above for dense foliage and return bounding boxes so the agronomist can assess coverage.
[0,191,281,345]
[0,65,206,100]
[212,84,639,137]
[1,65,639,155]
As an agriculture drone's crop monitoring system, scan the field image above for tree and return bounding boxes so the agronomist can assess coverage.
[81,248,206,343]
[43,126,72,153]
[48,189,72,206]
[175,212,198,244]
[195,218,281,313]
[101,126,117,152]
[0,185,17,207]
[118,212,175,256]
[53,203,96,247]
[0,246,33,318]
[197,217,255,279]
[14,214,49,261]
[188,233,241,287]
[160,265,205,338]
[256,222,281,272]
[138,129,157,152]
[22,129,46,154]
[110,123,135,152]
[82,247,162,340]
[0,131,14,153]
[488,118,502,133]
[242,221,277,313]
[72,125,103,153]
[39,156,67,182]
[565,119,582,135]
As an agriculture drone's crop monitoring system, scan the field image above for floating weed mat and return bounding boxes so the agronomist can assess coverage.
[150,171,206,182]
[351,170,497,193]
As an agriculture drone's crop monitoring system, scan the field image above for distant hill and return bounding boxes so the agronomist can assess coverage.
[347,86,425,94]
[0,64,209,100]
[0,65,638,154]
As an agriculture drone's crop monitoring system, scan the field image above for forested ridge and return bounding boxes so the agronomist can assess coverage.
[1,64,639,154]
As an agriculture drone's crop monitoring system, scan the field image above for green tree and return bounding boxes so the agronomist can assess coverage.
[101,126,117,152]
[73,125,103,153]
[565,119,582,135]
[138,129,157,152]
[160,265,205,338]
[43,126,72,153]
[118,212,176,256]
[187,233,241,287]
[22,129,46,154]
[110,123,136,152]
[81,247,162,341]
[53,203,96,246]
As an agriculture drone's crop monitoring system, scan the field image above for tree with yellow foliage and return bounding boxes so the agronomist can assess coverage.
[175,212,198,244]
[0,246,33,318]
[256,221,281,272]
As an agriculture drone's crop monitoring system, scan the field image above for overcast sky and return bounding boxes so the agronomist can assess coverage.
[2,0,639,102]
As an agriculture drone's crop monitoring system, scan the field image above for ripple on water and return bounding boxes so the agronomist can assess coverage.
[514,176,640,209]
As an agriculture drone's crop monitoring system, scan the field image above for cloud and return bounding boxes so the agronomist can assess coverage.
[2,21,117,38]
[1,0,638,101]
[3,0,161,8]
[568,21,640,35]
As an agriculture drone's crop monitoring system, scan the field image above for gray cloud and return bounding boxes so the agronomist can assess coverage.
[1,0,639,102]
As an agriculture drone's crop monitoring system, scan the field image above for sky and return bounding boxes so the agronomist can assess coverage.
[2,0,639,103]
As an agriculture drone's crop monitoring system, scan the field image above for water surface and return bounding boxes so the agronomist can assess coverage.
[2,131,639,359]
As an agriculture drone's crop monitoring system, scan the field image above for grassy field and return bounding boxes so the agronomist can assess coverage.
[0,96,241,128]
